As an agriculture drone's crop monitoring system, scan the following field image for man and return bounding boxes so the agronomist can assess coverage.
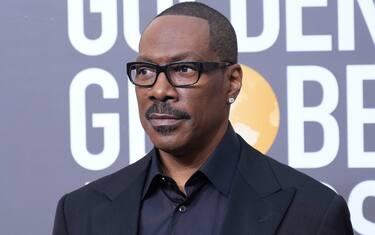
[53,2,353,235]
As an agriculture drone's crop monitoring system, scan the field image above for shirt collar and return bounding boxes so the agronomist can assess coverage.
[141,149,162,199]
[141,123,241,199]
[199,123,240,196]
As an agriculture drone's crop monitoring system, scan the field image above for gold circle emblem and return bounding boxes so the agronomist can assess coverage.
[229,64,280,154]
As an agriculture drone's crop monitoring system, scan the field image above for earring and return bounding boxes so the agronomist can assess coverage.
[228,97,235,104]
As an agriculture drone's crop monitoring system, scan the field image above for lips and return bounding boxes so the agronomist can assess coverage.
[148,113,179,119]
[148,113,184,126]
[144,102,191,129]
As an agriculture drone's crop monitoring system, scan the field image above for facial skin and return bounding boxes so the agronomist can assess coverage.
[136,15,242,163]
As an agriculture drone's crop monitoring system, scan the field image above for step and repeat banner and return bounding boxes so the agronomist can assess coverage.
[1,0,374,234]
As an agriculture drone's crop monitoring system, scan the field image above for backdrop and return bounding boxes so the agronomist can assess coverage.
[1,0,374,234]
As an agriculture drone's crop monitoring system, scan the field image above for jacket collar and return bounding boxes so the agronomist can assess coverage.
[89,136,295,235]
[220,135,296,235]
[90,150,153,235]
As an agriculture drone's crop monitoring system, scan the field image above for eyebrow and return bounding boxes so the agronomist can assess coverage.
[136,51,206,64]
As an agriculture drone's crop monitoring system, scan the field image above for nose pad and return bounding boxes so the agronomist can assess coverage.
[153,71,170,87]
[148,71,176,101]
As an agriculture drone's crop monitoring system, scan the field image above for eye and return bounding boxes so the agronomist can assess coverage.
[176,64,196,72]
[135,66,155,77]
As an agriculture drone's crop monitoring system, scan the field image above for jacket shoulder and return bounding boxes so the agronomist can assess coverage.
[69,154,150,201]
[265,157,353,234]
[60,154,150,221]
[266,156,334,195]
[241,139,352,233]
[53,154,151,234]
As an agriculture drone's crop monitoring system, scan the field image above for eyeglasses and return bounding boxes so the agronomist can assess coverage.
[126,61,232,87]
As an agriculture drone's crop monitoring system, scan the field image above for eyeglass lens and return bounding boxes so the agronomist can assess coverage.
[130,63,200,86]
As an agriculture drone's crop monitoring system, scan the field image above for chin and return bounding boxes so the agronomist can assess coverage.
[148,128,188,153]
[153,125,177,136]
[153,138,184,154]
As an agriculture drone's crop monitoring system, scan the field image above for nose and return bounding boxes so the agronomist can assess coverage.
[147,71,178,102]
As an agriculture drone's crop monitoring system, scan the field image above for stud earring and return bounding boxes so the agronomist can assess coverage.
[228,97,235,104]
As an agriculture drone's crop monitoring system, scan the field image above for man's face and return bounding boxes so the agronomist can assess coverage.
[136,15,232,156]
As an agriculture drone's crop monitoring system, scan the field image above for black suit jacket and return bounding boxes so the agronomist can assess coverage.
[53,136,353,235]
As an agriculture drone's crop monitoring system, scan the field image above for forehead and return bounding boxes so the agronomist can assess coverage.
[138,15,215,63]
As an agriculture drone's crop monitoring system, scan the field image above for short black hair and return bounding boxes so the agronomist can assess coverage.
[156,2,238,64]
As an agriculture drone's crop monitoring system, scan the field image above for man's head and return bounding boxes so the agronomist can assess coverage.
[131,2,242,156]
[157,2,238,64]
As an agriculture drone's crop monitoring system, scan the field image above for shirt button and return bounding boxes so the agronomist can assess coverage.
[178,205,187,213]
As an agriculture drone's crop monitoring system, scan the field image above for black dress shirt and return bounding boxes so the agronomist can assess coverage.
[138,125,241,235]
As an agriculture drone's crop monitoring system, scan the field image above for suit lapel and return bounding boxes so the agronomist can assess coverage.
[90,152,153,235]
[220,137,296,235]
[86,138,295,235]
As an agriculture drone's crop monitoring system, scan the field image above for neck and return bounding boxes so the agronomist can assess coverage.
[158,121,228,192]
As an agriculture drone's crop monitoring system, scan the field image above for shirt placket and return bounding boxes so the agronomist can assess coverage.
[160,174,206,235]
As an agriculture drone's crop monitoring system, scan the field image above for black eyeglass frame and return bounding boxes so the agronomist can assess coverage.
[126,61,233,88]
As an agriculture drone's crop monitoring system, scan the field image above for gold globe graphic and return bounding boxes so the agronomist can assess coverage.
[229,64,280,154]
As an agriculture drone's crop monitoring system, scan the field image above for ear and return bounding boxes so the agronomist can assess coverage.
[226,64,242,101]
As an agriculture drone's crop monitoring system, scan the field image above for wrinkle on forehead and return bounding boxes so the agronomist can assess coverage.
[137,51,208,64]
[139,15,216,64]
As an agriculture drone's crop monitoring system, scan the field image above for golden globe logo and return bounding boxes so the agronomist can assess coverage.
[229,64,280,154]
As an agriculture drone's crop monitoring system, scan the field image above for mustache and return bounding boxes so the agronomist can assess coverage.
[145,101,191,120]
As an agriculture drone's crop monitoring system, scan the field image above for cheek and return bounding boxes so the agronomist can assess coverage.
[200,79,227,106]
[180,81,227,121]
[135,90,148,119]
